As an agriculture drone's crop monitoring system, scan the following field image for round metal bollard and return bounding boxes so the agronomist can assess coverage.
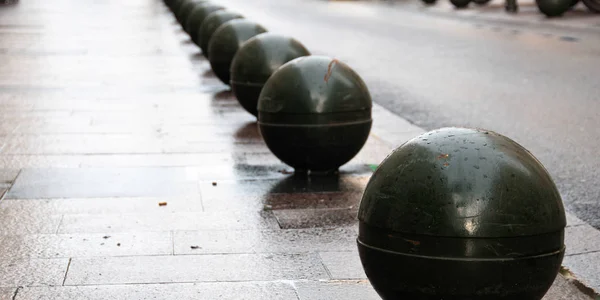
[176,0,207,25]
[198,10,244,57]
[207,20,267,85]
[450,0,471,8]
[257,56,372,174]
[230,33,310,117]
[357,127,566,300]
[186,3,225,43]
[536,0,572,16]
[166,0,184,10]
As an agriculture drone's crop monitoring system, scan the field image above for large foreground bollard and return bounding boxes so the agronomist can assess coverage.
[230,33,310,117]
[207,20,267,85]
[357,127,566,300]
[186,3,225,44]
[257,56,372,174]
[198,10,244,57]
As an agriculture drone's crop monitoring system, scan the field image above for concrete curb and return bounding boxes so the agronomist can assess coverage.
[370,103,600,298]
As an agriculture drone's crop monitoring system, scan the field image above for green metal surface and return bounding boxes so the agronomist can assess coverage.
[450,0,471,8]
[167,0,185,10]
[536,0,571,16]
[176,0,207,25]
[257,56,372,114]
[207,20,268,85]
[358,127,566,237]
[198,11,244,56]
[231,33,310,116]
[185,3,224,42]
[358,240,564,300]
[357,127,566,299]
[257,56,372,173]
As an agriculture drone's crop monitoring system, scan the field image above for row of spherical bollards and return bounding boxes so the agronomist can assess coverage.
[165,0,373,174]
[163,1,566,299]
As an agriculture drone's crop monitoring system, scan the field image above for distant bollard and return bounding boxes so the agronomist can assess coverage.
[198,10,244,56]
[536,0,571,16]
[208,20,267,85]
[357,127,566,300]
[230,33,310,117]
[176,0,207,25]
[257,56,372,174]
[421,0,438,5]
[582,0,600,12]
[570,0,580,8]
[450,0,471,8]
[185,3,225,43]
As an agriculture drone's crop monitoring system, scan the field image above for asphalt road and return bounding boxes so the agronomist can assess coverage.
[213,0,600,228]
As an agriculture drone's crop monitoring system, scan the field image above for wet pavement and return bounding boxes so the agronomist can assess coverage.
[0,0,598,299]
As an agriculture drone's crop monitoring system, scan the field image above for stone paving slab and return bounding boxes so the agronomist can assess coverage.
[57,211,280,234]
[0,232,173,259]
[565,224,600,256]
[0,155,83,169]
[273,208,359,229]
[563,252,600,296]
[0,213,62,235]
[7,167,201,199]
[173,228,357,255]
[0,257,68,287]
[295,280,380,300]
[0,289,14,300]
[567,211,588,227]
[545,274,598,300]
[0,169,18,187]
[64,253,329,285]
[0,196,203,215]
[16,282,298,300]
[319,251,368,280]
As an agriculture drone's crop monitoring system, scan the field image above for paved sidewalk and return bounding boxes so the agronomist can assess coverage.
[0,0,597,299]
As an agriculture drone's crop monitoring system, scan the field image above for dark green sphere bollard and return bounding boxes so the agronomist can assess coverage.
[198,10,244,57]
[357,127,566,300]
[536,0,571,16]
[230,33,310,117]
[450,0,471,8]
[167,0,184,11]
[207,20,267,85]
[257,56,372,174]
[185,3,224,40]
[176,0,207,25]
